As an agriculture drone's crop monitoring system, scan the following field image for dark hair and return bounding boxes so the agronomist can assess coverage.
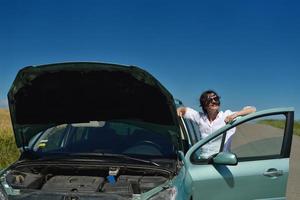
[199,90,221,114]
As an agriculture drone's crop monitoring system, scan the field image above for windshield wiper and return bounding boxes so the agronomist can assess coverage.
[37,152,160,167]
[74,153,160,167]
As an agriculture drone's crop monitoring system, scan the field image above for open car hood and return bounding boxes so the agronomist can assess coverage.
[8,62,180,148]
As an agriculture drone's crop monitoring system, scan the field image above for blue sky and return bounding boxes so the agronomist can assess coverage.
[1,0,300,119]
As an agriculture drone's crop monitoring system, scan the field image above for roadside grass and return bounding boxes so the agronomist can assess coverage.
[294,121,300,136]
[0,109,20,169]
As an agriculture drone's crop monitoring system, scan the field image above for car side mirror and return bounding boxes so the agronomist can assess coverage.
[209,152,238,166]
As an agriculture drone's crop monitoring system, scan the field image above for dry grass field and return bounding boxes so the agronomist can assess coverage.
[0,109,20,168]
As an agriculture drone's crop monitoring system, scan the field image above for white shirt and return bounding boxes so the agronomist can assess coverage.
[184,107,236,158]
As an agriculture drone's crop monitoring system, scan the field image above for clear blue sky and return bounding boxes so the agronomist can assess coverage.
[1,0,300,119]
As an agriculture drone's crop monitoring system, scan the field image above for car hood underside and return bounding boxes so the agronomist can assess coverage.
[7,62,180,148]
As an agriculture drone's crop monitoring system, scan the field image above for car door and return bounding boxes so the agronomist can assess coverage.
[184,108,294,200]
[179,117,200,147]
[175,99,198,149]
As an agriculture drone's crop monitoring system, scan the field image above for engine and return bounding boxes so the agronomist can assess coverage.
[4,164,170,199]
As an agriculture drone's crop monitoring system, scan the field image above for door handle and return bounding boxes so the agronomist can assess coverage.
[263,168,283,178]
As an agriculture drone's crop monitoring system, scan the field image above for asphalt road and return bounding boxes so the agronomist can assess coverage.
[287,134,300,200]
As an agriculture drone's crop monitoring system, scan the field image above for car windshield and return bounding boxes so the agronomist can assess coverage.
[29,120,178,159]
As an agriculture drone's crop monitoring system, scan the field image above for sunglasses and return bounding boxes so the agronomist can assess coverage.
[206,95,220,104]
[199,94,221,107]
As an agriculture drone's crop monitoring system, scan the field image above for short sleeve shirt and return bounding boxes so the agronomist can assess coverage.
[184,107,236,158]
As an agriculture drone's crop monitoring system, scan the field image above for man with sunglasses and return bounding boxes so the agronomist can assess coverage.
[177,90,256,158]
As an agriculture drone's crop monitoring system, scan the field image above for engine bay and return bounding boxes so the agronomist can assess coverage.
[4,164,171,198]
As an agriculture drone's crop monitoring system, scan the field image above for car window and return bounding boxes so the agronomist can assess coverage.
[32,124,68,152]
[192,113,287,163]
[183,119,201,144]
[229,115,285,160]
[32,120,177,158]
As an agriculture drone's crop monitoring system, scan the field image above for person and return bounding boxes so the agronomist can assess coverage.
[177,90,256,158]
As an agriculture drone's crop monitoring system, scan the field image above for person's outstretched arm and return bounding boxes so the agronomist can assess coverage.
[225,106,256,123]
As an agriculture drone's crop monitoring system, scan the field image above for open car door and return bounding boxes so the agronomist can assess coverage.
[184,107,294,200]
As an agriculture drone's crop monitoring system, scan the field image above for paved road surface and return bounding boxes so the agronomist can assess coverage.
[287,134,300,200]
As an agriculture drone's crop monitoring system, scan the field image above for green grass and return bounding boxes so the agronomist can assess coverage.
[258,119,300,136]
[294,121,300,136]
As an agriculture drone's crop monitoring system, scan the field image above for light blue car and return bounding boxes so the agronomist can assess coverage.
[0,62,294,200]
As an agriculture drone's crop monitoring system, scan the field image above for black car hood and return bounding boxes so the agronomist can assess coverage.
[8,62,180,148]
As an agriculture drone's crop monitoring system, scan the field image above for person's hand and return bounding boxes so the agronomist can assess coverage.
[177,107,185,117]
[225,113,238,123]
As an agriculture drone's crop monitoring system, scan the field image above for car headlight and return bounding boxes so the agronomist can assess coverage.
[149,187,177,200]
